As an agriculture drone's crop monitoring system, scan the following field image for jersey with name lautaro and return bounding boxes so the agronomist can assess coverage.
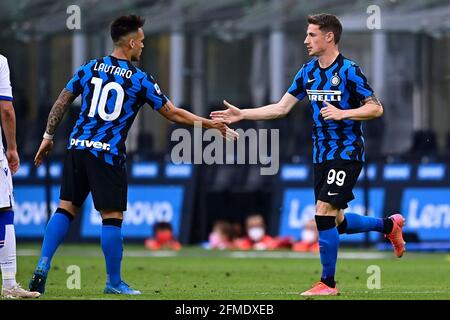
[66,55,167,167]
[288,53,374,164]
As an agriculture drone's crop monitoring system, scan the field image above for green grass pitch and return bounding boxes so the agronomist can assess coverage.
[13,244,450,300]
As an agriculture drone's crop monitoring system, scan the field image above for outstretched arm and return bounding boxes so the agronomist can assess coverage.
[320,94,383,121]
[210,93,299,124]
[158,100,239,140]
[34,88,76,166]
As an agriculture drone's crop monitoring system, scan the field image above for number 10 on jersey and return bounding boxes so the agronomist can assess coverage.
[89,77,124,121]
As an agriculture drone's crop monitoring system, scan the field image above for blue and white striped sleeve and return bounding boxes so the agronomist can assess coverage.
[347,64,374,105]
[141,74,168,111]
[287,66,307,101]
[65,65,85,96]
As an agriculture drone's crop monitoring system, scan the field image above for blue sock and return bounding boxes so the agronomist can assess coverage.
[36,208,73,273]
[315,216,339,288]
[318,228,339,280]
[101,219,123,286]
[339,213,384,234]
[0,210,14,248]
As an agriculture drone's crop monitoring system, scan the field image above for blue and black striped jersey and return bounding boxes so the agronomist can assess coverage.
[287,53,374,164]
[65,55,167,167]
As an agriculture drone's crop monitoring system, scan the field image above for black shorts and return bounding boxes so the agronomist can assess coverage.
[313,160,363,209]
[60,149,128,211]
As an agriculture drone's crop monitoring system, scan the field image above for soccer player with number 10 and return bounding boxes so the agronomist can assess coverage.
[29,15,237,295]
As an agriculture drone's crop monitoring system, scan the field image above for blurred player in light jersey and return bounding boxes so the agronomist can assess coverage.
[211,13,405,296]
[29,15,237,295]
[0,54,40,298]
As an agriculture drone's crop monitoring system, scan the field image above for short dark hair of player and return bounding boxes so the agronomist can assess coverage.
[307,13,342,44]
[110,15,145,43]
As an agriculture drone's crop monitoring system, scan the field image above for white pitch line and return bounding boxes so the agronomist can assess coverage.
[125,251,178,257]
[229,251,387,259]
[17,249,40,256]
[17,249,387,259]
[17,249,177,257]
[189,290,448,295]
[344,290,450,294]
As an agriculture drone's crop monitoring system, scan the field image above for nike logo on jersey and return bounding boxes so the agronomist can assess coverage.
[307,78,315,83]
[70,139,111,151]
[3,168,7,176]
[327,191,339,196]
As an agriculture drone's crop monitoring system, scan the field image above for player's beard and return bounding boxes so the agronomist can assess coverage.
[131,50,141,62]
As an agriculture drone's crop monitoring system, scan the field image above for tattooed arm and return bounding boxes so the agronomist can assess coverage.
[44,88,77,136]
[34,88,76,166]
[361,94,382,107]
[320,94,383,121]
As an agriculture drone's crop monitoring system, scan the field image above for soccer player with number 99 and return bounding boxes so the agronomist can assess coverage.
[211,13,406,296]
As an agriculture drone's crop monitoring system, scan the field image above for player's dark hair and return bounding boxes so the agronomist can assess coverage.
[307,13,342,44]
[110,15,145,43]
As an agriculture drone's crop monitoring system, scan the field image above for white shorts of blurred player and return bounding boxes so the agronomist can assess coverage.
[0,157,14,209]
